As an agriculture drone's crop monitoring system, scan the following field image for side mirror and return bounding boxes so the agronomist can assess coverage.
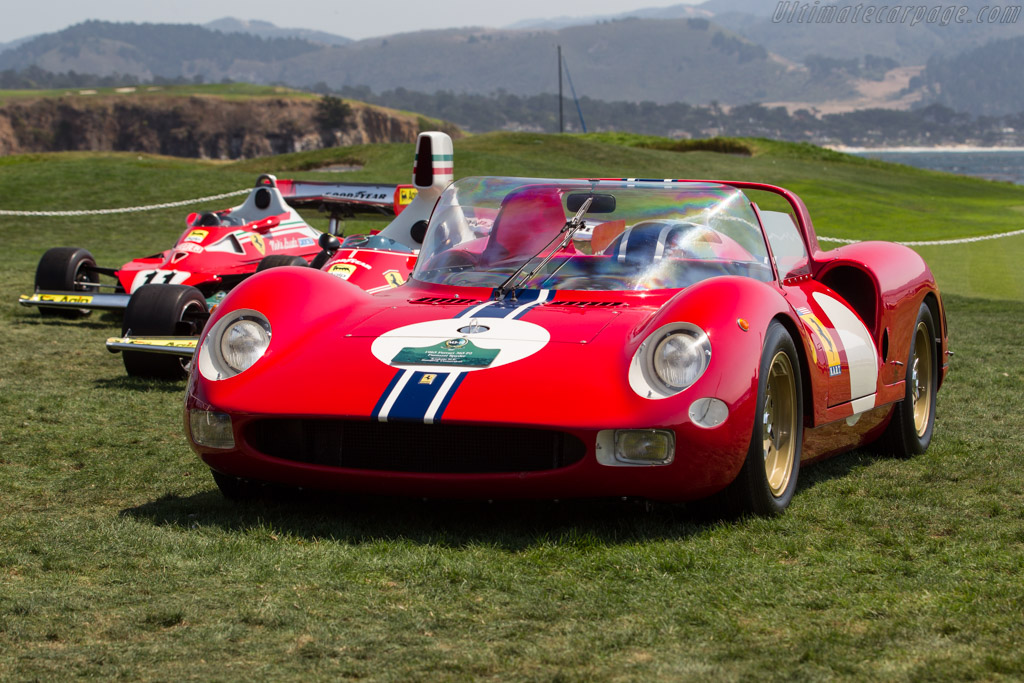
[567,192,616,214]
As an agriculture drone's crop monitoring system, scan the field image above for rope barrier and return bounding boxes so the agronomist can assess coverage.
[819,228,1024,246]
[2,190,1023,247]
[0,189,250,217]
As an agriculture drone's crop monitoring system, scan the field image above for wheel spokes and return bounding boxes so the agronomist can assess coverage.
[763,352,797,497]
[911,321,933,436]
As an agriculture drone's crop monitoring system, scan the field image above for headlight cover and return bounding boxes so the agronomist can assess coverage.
[629,322,711,399]
[198,309,272,380]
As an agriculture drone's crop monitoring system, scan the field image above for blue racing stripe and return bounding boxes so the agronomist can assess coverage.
[371,370,406,420]
[385,371,452,422]
[433,372,467,418]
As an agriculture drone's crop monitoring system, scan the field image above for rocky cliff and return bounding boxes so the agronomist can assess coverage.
[0,94,453,159]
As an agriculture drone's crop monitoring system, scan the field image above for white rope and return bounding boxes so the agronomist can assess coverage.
[819,228,1024,246]
[0,189,250,217]
[3,190,1023,247]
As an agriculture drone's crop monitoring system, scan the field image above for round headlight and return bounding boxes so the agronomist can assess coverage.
[198,309,272,381]
[652,329,710,390]
[220,318,271,373]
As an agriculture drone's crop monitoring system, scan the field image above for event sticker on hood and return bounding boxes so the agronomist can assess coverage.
[371,317,550,373]
[392,338,499,367]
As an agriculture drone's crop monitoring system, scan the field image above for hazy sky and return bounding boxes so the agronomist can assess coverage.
[1,0,702,44]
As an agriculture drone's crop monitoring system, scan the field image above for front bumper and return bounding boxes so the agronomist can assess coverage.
[186,408,752,503]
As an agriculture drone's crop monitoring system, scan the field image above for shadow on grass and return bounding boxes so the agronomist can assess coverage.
[122,447,889,549]
[122,487,726,549]
[797,447,880,493]
[12,316,119,331]
[94,375,186,393]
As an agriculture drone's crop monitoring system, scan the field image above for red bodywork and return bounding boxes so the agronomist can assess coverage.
[185,179,948,503]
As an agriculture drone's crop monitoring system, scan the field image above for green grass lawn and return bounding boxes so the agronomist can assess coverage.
[1,134,1022,679]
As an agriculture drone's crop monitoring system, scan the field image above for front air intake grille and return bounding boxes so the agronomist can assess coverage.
[245,419,586,473]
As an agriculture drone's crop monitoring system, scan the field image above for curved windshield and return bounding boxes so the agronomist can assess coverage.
[413,177,773,291]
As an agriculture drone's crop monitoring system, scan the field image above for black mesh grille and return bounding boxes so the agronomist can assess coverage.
[245,419,587,473]
[409,296,482,306]
[543,300,624,308]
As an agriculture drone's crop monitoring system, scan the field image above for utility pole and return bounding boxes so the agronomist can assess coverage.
[558,44,564,134]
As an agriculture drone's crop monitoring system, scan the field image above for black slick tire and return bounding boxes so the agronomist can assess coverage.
[256,254,307,272]
[722,320,804,517]
[121,284,208,379]
[34,247,98,318]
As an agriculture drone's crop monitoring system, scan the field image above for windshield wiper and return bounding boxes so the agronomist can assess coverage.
[494,195,594,300]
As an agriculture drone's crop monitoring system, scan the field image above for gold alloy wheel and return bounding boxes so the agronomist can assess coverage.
[911,320,934,437]
[762,351,798,497]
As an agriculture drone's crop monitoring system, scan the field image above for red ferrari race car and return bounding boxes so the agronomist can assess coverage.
[19,173,413,318]
[103,132,452,378]
[185,166,949,516]
[20,174,414,377]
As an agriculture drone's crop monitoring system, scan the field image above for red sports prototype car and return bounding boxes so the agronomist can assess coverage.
[185,165,948,515]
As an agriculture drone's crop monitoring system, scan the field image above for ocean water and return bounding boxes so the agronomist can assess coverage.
[847,149,1024,185]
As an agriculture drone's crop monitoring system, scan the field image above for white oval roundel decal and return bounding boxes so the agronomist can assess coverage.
[370,317,550,373]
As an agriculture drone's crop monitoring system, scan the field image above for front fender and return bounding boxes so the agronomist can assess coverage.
[626,276,798,488]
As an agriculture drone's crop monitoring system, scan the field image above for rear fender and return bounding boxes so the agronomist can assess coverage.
[816,241,944,388]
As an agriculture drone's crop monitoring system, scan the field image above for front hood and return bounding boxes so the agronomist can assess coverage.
[194,277,688,429]
[348,291,631,345]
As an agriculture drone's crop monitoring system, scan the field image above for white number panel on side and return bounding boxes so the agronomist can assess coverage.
[130,270,192,293]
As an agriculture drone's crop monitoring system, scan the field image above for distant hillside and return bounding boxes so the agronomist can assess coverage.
[916,36,1024,115]
[506,3,709,30]
[273,18,851,105]
[203,18,352,46]
[0,20,323,80]
[0,18,854,107]
[709,0,1024,63]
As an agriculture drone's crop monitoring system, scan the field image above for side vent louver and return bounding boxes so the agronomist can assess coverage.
[410,296,482,306]
[544,300,625,308]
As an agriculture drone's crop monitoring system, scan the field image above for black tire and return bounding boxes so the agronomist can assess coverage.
[211,470,262,501]
[34,247,98,318]
[256,254,307,272]
[121,284,208,379]
[723,321,804,516]
[878,303,937,458]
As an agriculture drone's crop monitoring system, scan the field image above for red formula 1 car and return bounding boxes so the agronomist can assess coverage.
[21,174,414,377]
[102,132,449,378]
[185,155,948,516]
[19,173,413,317]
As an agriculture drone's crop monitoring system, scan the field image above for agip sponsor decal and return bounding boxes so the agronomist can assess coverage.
[28,293,93,304]
[398,187,418,205]
[184,229,208,244]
